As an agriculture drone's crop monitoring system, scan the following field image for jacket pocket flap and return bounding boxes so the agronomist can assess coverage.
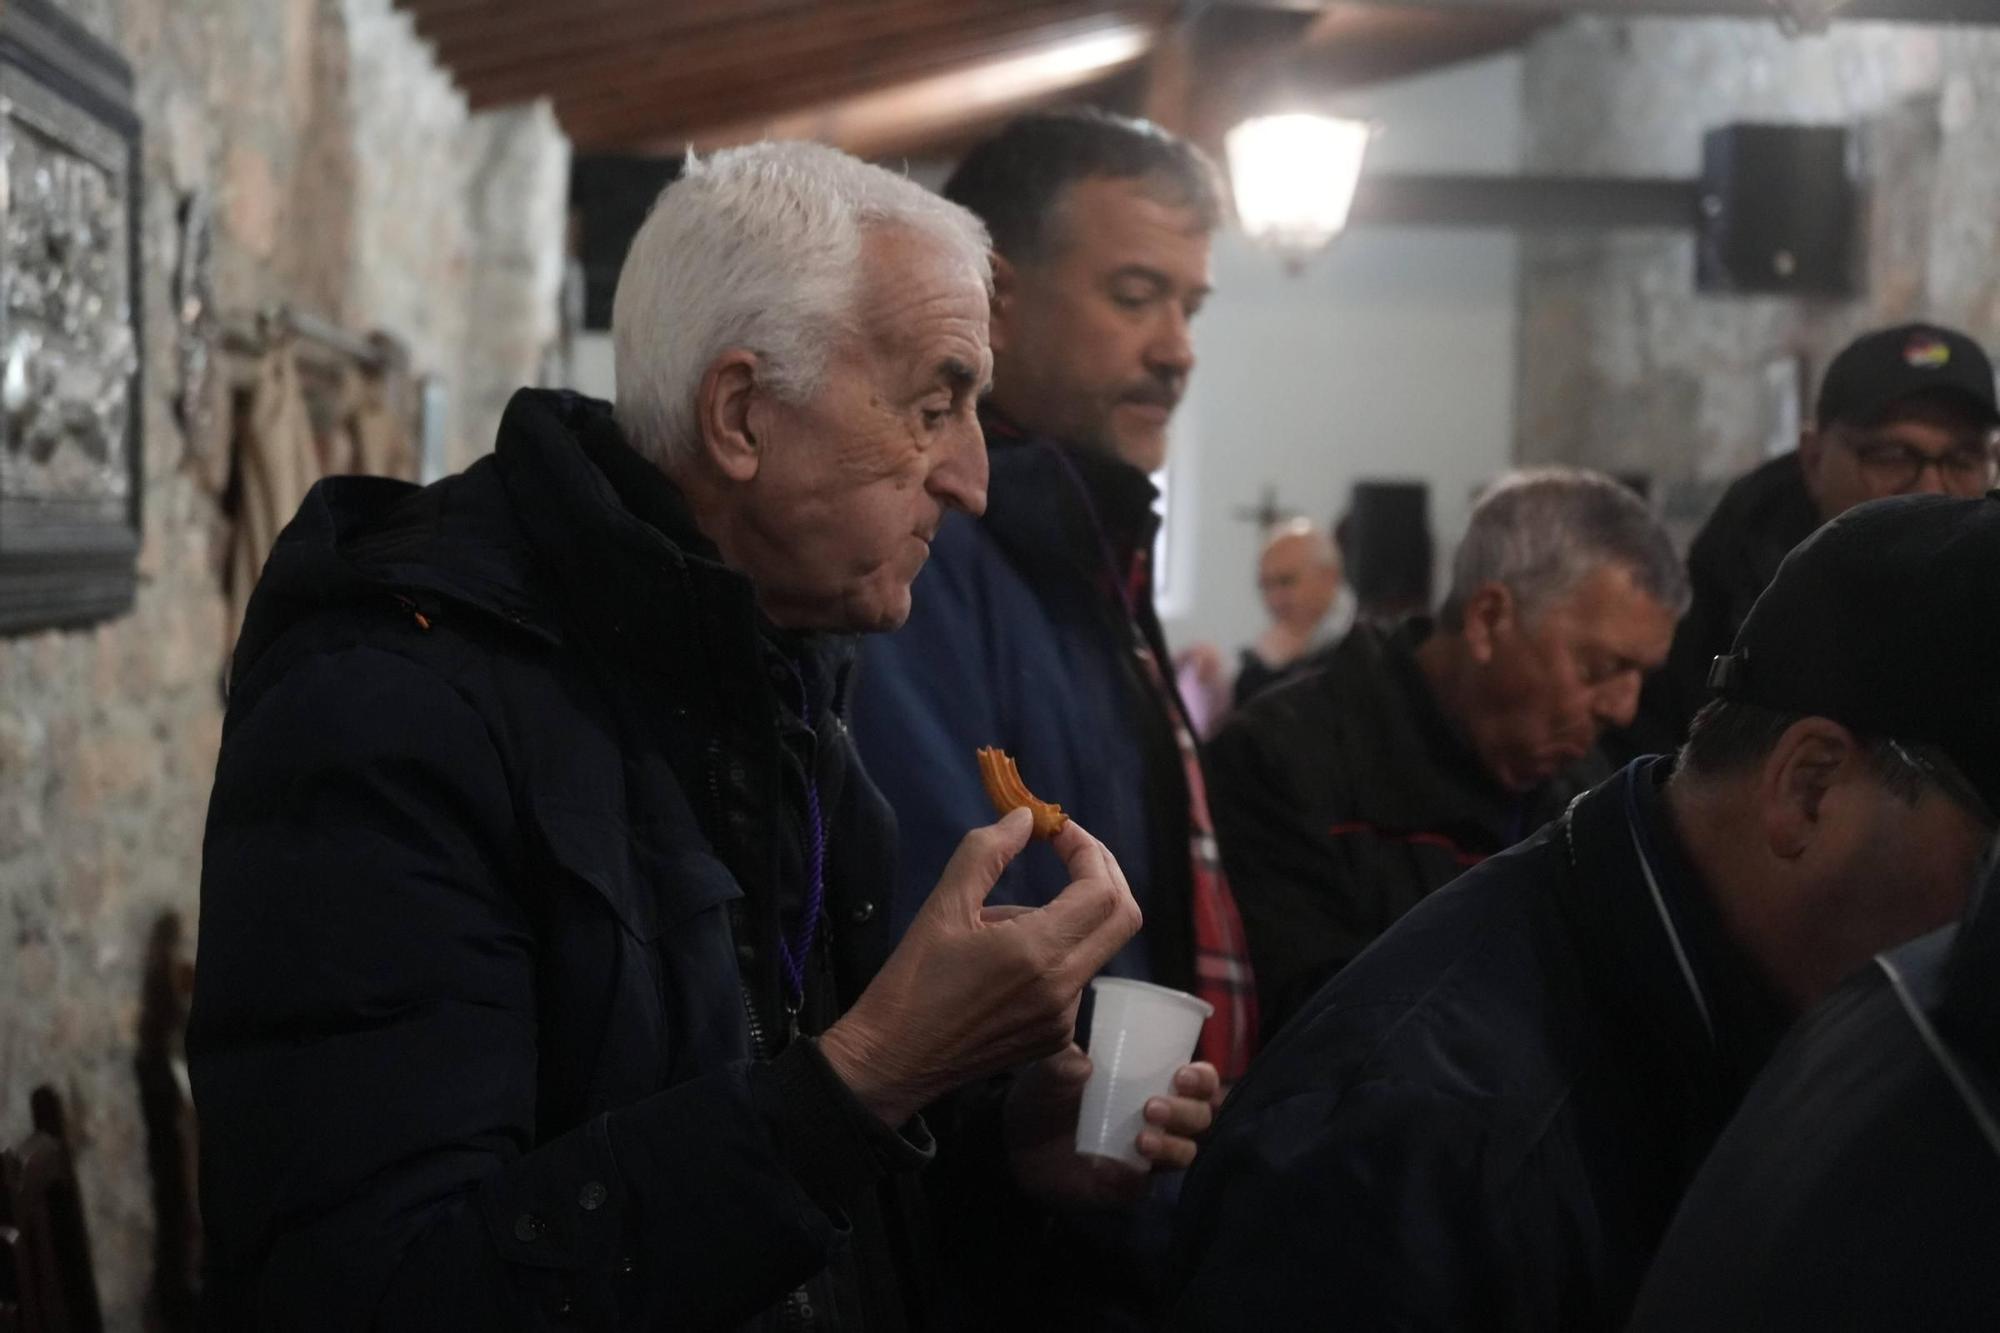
[533,805,742,941]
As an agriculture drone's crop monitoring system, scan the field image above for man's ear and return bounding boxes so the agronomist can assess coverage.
[696,349,763,483]
[1458,581,1516,666]
[987,251,1018,356]
[1759,716,1859,860]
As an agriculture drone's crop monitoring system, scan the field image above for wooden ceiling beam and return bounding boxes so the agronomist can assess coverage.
[460,0,1105,110]
[1285,8,1550,89]
[610,13,1160,158]
[553,7,1157,148]
[409,0,810,53]
[438,0,1060,92]
[544,4,1110,118]
[1208,0,1995,19]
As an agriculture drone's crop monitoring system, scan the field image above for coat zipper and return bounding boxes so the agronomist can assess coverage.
[718,749,817,1332]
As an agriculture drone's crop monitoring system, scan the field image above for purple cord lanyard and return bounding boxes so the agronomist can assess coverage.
[778,667,827,1024]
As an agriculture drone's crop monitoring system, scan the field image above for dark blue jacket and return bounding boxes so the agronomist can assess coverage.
[852,424,1195,993]
[1628,857,2000,1331]
[1171,759,1791,1331]
[851,424,1198,1329]
[189,390,931,1332]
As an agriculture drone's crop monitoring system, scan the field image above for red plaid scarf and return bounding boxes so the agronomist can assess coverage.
[1022,425,1260,1080]
[1133,640,1260,1080]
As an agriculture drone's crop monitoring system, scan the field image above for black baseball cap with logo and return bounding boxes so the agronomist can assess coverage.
[1815,323,2000,430]
[1708,490,2000,818]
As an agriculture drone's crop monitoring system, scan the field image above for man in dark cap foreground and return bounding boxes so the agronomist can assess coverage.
[1170,491,2000,1331]
[1624,322,1999,755]
[1629,495,2000,1331]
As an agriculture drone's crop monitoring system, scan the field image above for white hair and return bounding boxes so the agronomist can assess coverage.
[1445,467,1690,626]
[612,140,992,469]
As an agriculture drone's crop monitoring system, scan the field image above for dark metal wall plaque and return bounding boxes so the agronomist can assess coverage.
[0,0,142,634]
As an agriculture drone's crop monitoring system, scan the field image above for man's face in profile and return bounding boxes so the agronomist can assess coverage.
[741,227,992,634]
[990,175,1212,475]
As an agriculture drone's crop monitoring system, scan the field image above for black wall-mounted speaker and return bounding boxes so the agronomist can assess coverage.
[572,155,685,332]
[1339,481,1433,621]
[1697,124,1856,297]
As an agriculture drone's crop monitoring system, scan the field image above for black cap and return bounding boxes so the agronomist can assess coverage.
[1815,323,2000,430]
[1708,490,2000,814]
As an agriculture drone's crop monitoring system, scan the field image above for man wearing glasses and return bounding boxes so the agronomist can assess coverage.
[1623,322,1998,755]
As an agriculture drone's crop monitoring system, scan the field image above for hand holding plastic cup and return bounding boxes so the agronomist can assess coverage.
[1074,977,1214,1169]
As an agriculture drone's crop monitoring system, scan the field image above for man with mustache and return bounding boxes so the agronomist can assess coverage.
[1208,469,1686,1034]
[852,110,1245,1329]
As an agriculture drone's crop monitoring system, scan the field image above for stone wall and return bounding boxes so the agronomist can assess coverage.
[1515,17,2000,535]
[461,101,574,473]
[0,0,568,1323]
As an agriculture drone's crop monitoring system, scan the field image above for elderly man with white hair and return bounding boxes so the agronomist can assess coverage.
[188,141,1164,1331]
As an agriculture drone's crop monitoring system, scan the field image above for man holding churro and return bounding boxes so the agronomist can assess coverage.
[190,143,1147,1333]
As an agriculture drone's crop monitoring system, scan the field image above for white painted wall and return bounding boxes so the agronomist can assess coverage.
[572,330,617,401]
[1159,52,1526,661]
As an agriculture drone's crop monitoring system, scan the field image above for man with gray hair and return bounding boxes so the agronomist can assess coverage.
[1208,467,1687,1032]
[189,141,1195,1331]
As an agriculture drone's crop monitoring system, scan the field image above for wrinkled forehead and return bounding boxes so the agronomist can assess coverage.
[1535,562,1676,647]
[850,224,992,366]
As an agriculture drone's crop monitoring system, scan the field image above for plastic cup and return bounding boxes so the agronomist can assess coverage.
[1075,977,1214,1168]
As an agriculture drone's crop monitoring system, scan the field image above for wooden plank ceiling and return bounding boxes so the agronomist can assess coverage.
[394,0,1548,161]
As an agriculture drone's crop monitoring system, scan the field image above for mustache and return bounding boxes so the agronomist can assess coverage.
[1119,378,1183,410]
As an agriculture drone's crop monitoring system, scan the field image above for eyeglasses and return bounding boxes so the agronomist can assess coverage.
[1842,435,1998,493]
[1887,739,1998,832]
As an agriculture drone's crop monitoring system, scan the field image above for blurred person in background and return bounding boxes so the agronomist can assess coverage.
[1233,518,1354,708]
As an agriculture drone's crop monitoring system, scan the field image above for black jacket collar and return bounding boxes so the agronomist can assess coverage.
[977,406,1162,611]
[239,389,848,721]
[1558,758,1792,1123]
[1313,619,1595,850]
[496,390,850,721]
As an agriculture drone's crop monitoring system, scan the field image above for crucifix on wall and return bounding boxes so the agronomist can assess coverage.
[1232,484,1291,532]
